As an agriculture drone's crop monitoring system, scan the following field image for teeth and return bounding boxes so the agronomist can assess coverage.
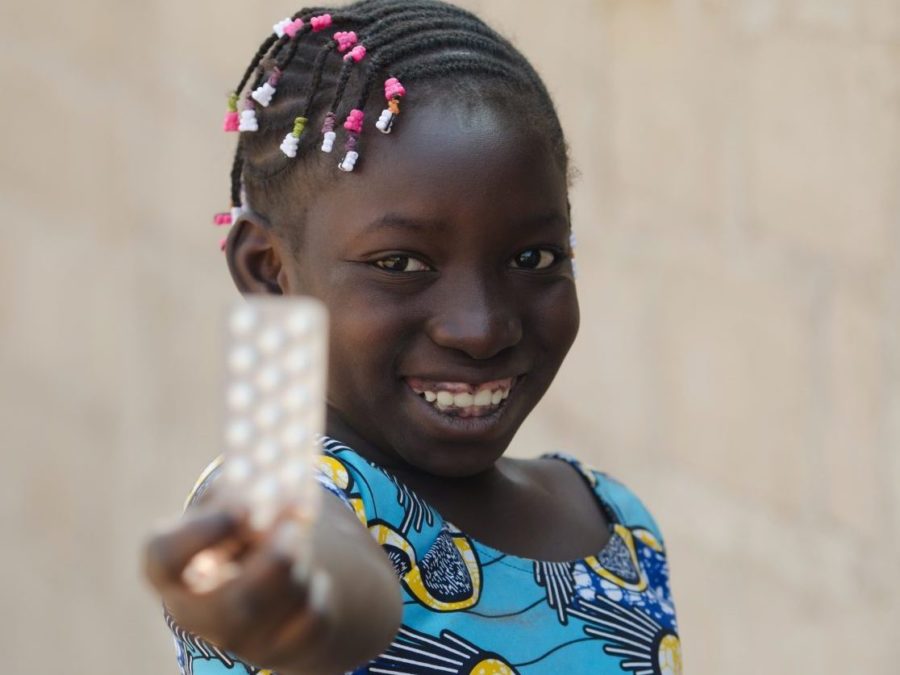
[474,389,492,406]
[416,380,515,412]
[454,392,474,407]
[436,391,454,406]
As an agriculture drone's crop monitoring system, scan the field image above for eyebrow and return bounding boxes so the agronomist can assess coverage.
[357,210,570,240]
[361,213,449,235]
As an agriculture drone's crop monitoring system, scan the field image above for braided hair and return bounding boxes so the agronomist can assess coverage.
[214,0,568,245]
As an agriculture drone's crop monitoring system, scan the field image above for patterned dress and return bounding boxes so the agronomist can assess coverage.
[170,437,682,675]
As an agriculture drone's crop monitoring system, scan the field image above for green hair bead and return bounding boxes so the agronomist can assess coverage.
[292,116,309,138]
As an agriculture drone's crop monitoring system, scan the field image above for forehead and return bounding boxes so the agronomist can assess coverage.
[300,95,569,244]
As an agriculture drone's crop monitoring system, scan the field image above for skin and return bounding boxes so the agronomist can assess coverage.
[145,96,611,675]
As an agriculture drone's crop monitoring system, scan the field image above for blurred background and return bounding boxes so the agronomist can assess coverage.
[1,0,898,673]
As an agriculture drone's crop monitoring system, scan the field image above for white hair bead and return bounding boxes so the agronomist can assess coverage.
[251,82,277,107]
[280,132,300,158]
[230,206,244,223]
[239,109,258,132]
[375,109,395,134]
[320,131,336,153]
[338,151,359,172]
[273,18,292,37]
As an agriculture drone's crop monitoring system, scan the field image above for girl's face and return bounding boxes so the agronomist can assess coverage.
[240,97,578,477]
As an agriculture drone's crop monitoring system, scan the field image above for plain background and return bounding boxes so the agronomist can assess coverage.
[1,0,898,673]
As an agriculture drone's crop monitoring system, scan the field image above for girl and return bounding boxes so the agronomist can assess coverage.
[144,1,681,673]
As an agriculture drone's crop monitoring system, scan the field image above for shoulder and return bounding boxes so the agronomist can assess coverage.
[542,451,666,545]
[316,437,444,562]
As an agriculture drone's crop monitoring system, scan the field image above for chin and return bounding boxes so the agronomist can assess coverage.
[396,435,511,478]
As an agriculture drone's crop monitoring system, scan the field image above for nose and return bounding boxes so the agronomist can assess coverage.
[425,277,523,360]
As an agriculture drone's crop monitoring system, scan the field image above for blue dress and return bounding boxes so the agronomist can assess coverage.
[170,437,682,674]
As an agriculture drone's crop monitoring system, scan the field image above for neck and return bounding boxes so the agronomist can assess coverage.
[324,405,514,490]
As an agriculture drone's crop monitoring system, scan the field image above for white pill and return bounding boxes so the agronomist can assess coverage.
[255,403,284,430]
[226,419,254,447]
[281,458,308,485]
[224,456,254,484]
[251,475,281,504]
[283,384,310,412]
[227,383,255,411]
[230,307,258,336]
[254,440,282,465]
[287,310,313,337]
[256,365,284,392]
[285,347,311,374]
[229,345,257,373]
[258,327,285,354]
[282,423,310,447]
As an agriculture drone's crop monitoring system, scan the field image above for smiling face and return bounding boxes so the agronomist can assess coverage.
[230,93,578,477]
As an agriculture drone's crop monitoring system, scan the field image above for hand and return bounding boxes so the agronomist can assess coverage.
[144,508,330,673]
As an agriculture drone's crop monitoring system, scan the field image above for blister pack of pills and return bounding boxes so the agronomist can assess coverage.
[183,297,328,592]
[221,296,329,531]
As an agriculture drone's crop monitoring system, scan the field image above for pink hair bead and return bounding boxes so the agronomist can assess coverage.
[343,109,365,134]
[213,213,232,226]
[219,237,228,252]
[310,14,332,32]
[223,111,240,132]
[334,31,358,52]
[344,45,367,62]
[284,18,305,38]
[384,77,406,100]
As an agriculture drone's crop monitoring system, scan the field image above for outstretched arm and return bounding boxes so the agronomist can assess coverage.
[145,492,402,675]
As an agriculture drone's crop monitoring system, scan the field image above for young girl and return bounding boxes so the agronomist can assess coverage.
[144,1,681,673]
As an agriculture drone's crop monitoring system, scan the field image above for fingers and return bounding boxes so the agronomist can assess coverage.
[158,520,316,649]
[144,509,243,592]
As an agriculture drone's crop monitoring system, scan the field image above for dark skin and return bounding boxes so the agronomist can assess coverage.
[145,97,610,674]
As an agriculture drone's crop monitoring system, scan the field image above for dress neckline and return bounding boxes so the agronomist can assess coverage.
[321,436,622,569]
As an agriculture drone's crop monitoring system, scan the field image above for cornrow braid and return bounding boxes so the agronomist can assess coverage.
[214,0,567,247]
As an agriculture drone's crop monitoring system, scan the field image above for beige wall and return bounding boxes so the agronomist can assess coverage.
[1,0,898,673]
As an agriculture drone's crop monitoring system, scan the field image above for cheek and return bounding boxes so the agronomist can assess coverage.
[531,281,580,356]
[321,283,416,388]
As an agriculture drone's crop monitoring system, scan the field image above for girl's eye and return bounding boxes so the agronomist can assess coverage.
[510,248,562,270]
[374,255,431,273]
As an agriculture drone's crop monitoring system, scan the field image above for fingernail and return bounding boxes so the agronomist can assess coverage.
[308,569,332,615]
[291,546,313,585]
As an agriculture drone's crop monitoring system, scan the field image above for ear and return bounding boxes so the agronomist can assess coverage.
[225,213,294,296]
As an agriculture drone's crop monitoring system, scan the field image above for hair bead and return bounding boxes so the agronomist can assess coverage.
[376,77,406,134]
[384,77,407,99]
[339,109,364,172]
[280,116,309,158]
[223,92,240,132]
[343,109,365,134]
[338,151,359,172]
[251,68,282,108]
[283,18,305,38]
[213,212,232,226]
[320,112,337,153]
[310,14,333,32]
[343,45,367,62]
[238,99,259,132]
[334,31,358,53]
[273,17,293,37]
